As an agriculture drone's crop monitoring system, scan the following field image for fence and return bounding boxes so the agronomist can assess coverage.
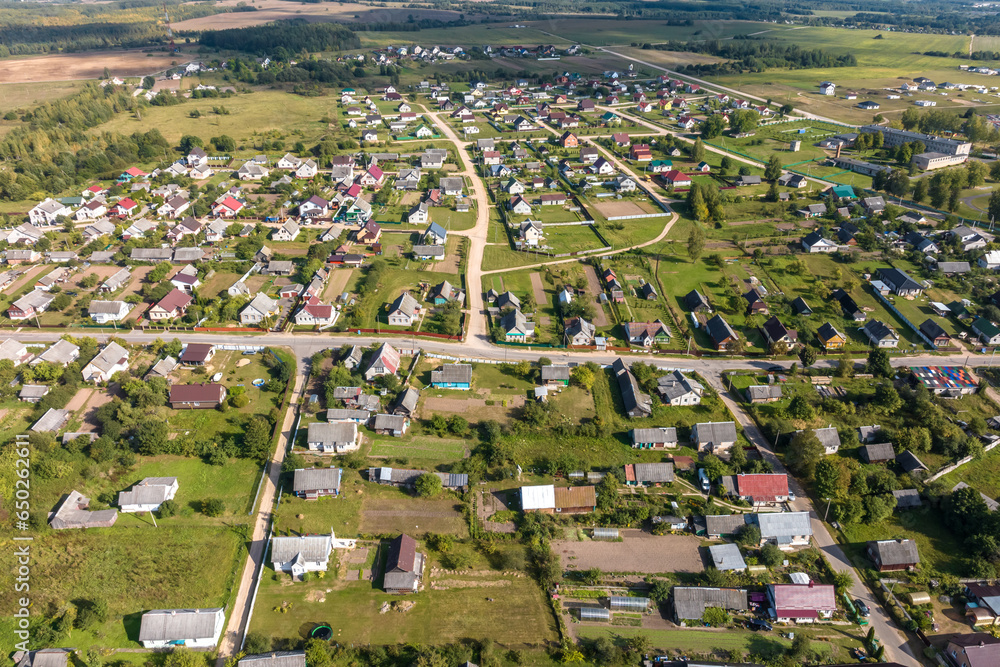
[869,287,937,349]
[926,440,1000,482]
[240,514,274,652]
[348,328,461,340]
[606,212,671,221]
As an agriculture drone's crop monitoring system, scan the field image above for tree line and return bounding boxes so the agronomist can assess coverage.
[198,21,360,56]
[644,38,856,75]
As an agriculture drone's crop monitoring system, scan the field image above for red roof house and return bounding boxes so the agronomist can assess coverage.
[733,473,789,503]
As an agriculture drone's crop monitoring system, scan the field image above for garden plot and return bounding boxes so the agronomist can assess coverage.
[591,198,663,218]
[358,497,468,536]
[552,531,705,573]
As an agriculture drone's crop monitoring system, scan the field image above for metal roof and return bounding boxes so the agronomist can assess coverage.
[709,543,747,571]
[138,608,223,642]
[292,468,342,493]
[520,484,555,510]
[271,534,332,565]
[753,512,813,539]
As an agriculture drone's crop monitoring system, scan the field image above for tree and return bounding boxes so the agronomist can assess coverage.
[989,189,1000,225]
[142,75,155,89]
[687,226,705,262]
[887,170,911,198]
[901,107,920,130]
[760,543,784,567]
[799,346,817,368]
[692,138,705,163]
[202,498,225,517]
[731,109,760,136]
[832,571,855,595]
[873,383,903,414]
[242,415,272,462]
[701,115,725,139]
[968,160,988,188]
[787,394,815,420]
[178,135,203,153]
[571,364,596,391]
[786,431,823,479]
[863,494,896,523]
[135,420,168,455]
[814,458,848,499]
[912,178,928,203]
[787,633,811,660]
[735,524,761,548]
[764,155,783,182]
[415,472,443,497]
[649,579,671,605]
[701,454,729,481]
[244,631,272,655]
[867,347,892,378]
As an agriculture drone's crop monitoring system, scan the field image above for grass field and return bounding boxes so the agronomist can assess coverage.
[533,18,768,46]
[88,89,338,152]
[358,496,469,536]
[574,625,855,661]
[939,444,1000,502]
[840,505,963,576]
[0,524,244,649]
[250,554,558,647]
[369,435,468,460]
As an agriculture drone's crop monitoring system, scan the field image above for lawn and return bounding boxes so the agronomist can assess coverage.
[538,224,609,255]
[250,545,558,647]
[839,505,964,576]
[358,495,469,536]
[368,436,468,461]
[346,266,461,330]
[714,119,850,168]
[939,442,1000,502]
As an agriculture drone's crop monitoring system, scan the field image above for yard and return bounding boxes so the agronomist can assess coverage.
[358,496,469,536]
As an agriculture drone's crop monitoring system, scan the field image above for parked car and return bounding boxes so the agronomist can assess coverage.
[748,618,773,631]
[855,599,870,617]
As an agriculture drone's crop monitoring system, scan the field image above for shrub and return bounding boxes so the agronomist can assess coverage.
[202,498,225,517]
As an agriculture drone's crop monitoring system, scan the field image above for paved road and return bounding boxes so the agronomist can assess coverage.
[215,366,308,665]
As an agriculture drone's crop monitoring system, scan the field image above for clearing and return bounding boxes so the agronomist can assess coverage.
[0,50,184,84]
[591,199,662,218]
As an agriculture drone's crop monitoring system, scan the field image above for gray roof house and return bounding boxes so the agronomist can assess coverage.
[13,650,72,667]
[30,339,79,366]
[813,426,841,455]
[306,421,359,454]
[49,490,118,529]
[752,511,813,548]
[709,543,747,571]
[383,534,425,594]
[673,586,748,621]
[612,358,652,418]
[691,421,737,453]
[138,608,226,648]
[271,533,334,576]
[292,467,343,500]
[238,653,306,667]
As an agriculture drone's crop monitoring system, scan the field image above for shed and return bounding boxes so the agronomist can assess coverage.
[908,591,931,605]
[893,488,922,508]
[860,442,895,464]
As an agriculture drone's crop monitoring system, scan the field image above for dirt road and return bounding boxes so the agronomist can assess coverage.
[215,364,308,664]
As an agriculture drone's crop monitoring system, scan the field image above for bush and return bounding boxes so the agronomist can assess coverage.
[760,543,784,568]
[158,499,178,518]
[202,498,225,517]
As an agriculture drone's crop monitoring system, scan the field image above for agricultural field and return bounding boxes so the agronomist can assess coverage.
[0,50,182,84]
[533,18,769,46]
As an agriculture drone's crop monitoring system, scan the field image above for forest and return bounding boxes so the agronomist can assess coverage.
[197,22,360,56]
[644,38,857,75]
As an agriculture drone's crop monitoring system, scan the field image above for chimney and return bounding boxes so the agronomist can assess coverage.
[808,580,814,588]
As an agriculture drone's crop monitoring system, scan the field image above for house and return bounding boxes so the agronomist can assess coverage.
[118,477,178,513]
[897,450,929,473]
[813,426,841,455]
[876,267,923,297]
[798,204,828,219]
[356,221,382,244]
[363,343,400,381]
[509,196,532,215]
[212,196,244,218]
[0,338,32,366]
[661,170,692,187]
[82,342,130,383]
[817,323,847,354]
[624,462,674,487]
[710,543,747,571]
[8,291,54,321]
[684,290,711,313]
[359,166,385,187]
[5,249,40,265]
[936,261,971,276]
[307,421,359,454]
[19,384,49,403]
[169,383,227,409]
[761,316,798,350]
[500,309,534,341]
[272,220,300,242]
[387,292,421,326]
[746,385,783,404]
[944,634,1000,667]
[963,586,1000,627]
[559,131,578,148]
[292,467,343,500]
[893,489,922,509]
[705,314,738,351]
[295,302,335,326]
[89,300,131,324]
[623,320,671,347]
[867,539,920,571]
[238,162,269,180]
[860,442,896,464]
[180,343,215,366]
[692,421,737,453]
[138,608,225,648]
[727,473,789,503]
[271,534,334,577]
[384,534,425,594]
[673,587,748,622]
[656,371,704,406]
[630,427,678,449]
[32,408,70,433]
[801,230,838,253]
[31,339,79,367]
[565,317,596,346]
[974,317,1000,345]
[862,196,886,214]
[863,320,899,348]
[171,266,201,293]
[6,223,44,246]
[919,319,951,347]
[75,199,108,221]
[240,293,279,325]
[148,288,193,321]
[612,358,652,418]
[12,650,72,667]
[767,583,835,623]
[29,198,73,226]
[49,490,118,529]
[430,364,472,389]
[440,177,464,196]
